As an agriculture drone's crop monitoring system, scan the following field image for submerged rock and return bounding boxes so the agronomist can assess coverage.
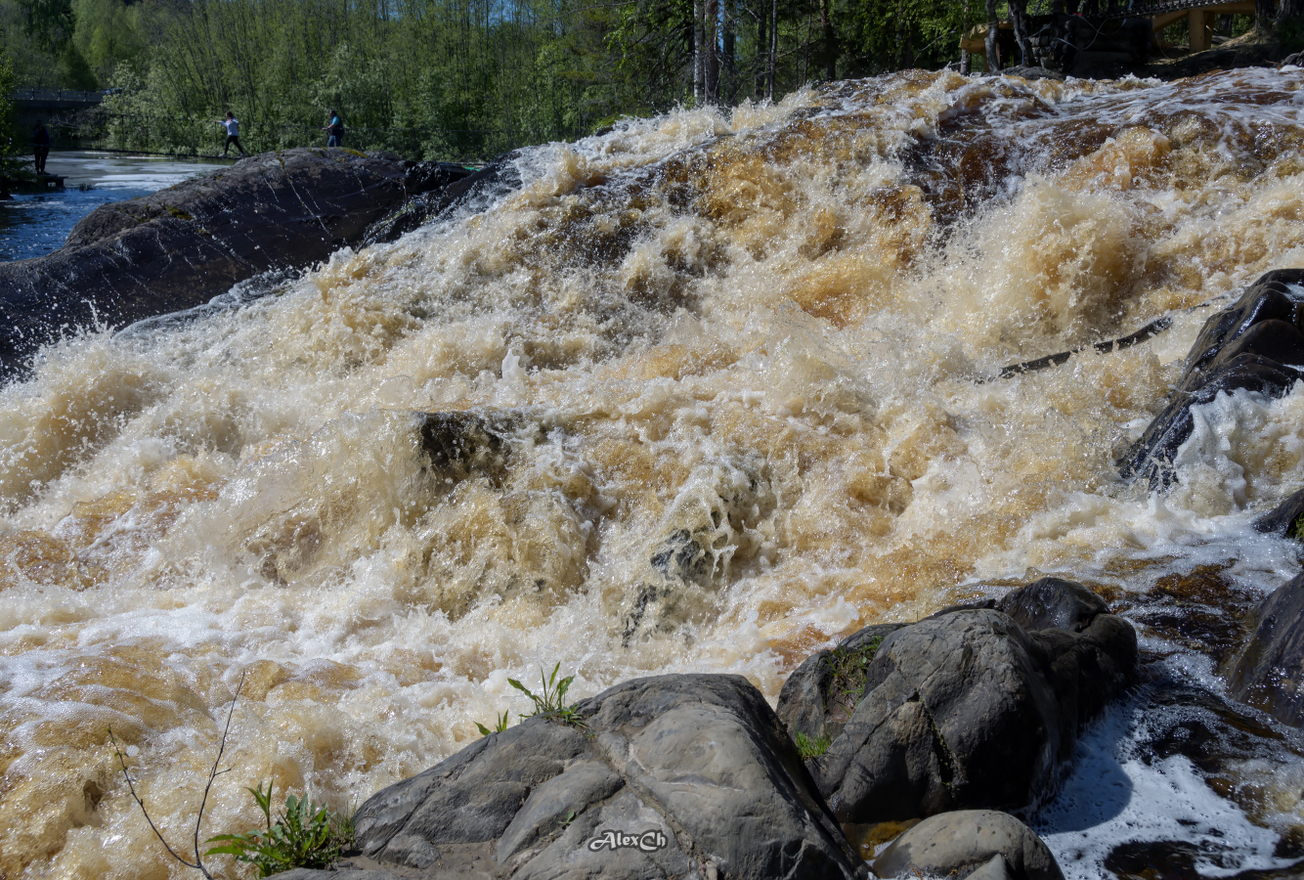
[778,578,1137,823]
[0,149,481,381]
[872,810,1064,880]
[306,674,865,880]
[1118,268,1304,488]
[416,409,539,486]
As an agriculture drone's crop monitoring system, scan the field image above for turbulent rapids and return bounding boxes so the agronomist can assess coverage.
[2,67,1304,879]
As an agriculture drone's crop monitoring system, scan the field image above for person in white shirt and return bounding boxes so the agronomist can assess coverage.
[221,112,247,157]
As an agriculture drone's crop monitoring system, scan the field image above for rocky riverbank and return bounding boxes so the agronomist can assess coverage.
[0,148,495,382]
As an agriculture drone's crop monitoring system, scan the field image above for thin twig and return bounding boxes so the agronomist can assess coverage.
[108,669,247,880]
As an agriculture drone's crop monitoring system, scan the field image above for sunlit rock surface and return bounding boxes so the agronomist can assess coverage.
[3,66,1304,879]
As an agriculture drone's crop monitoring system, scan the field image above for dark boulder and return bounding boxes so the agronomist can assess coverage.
[1118,268,1304,488]
[997,576,1109,633]
[328,674,866,880]
[1253,487,1304,537]
[872,810,1064,880]
[778,579,1136,824]
[1228,571,1304,728]
[0,149,492,382]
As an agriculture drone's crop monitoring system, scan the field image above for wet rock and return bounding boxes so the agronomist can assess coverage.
[416,409,539,486]
[872,810,1064,880]
[997,576,1109,633]
[618,461,775,644]
[1228,571,1304,728]
[343,674,866,880]
[0,148,467,381]
[999,65,1066,81]
[362,155,521,246]
[780,580,1136,823]
[1118,268,1304,489]
[775,623,904,746]
[1252,487,1304,537]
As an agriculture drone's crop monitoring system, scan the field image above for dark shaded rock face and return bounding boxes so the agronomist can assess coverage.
[1118,268,1304,489]
[777,578,1137,824]
[0,149,492,381]
[1228,572,1304,728]
[305,674,867,880]
[363,156,522,246]
[1253,486,1304,537]
[872,810,1064,880]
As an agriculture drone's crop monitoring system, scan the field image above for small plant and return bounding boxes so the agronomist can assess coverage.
[476,710,511,736]
[108,673,247,880]
[206,780,355,878]
[823,636,885,722]
[509,662,586,727]
[794,730,832,760]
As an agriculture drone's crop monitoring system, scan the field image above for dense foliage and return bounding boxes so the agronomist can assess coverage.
[0,0,986,160]
[3,0,1293,160]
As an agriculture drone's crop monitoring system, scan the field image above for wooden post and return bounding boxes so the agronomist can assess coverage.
[1188,8,1212,51]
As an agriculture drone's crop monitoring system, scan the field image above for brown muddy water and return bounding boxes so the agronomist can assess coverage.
[2,67,1304,879]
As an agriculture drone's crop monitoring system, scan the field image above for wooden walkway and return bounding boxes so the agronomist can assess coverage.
[962,0,1258,65]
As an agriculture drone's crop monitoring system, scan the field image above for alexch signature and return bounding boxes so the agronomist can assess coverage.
[586,828,669,852]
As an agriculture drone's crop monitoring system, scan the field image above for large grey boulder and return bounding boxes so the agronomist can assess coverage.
[0,149,484,381]
[301,674,866,880]
[778,578,1136,823]
[872,810,1064,880]
[1118,268,1304,489]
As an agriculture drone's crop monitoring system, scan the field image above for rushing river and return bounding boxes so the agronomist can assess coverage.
[0,152,226,262]
[2,68,1304,879]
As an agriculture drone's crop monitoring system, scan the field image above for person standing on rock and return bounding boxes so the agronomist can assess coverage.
[324,109,344,147]
[32,121,50,175]
[220,112,247,158]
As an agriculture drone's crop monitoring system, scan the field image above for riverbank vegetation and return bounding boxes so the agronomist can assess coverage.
[0,0,978,160]
[1,0,1299,161]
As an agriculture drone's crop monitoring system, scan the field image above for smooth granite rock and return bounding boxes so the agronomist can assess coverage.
[341,674,867,880]
[779,578,1136,823]
[872,810,1064,880]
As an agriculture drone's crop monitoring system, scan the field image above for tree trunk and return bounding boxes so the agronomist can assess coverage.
[761,0,771,99]
[1010,0,1033,66]
[1279,0,1301,25]
[705,0,719,103]
[723,0,736,101]
[985,0,999,71]
[1256,0,1275,31]
[821,0,836,80]
[693,0,705,103]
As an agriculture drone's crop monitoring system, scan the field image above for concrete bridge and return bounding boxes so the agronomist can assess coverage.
[10,89,106,147]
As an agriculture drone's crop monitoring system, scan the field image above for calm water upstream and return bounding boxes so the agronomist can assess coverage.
[0,151,228,262]
[3,69,1304,879]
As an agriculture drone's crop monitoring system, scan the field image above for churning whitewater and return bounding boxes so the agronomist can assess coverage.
[2,66,1304,878]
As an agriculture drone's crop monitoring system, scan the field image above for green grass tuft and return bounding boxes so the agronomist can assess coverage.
[206,780,354,878]
[509,662,587,728]
[794,730,832,760]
